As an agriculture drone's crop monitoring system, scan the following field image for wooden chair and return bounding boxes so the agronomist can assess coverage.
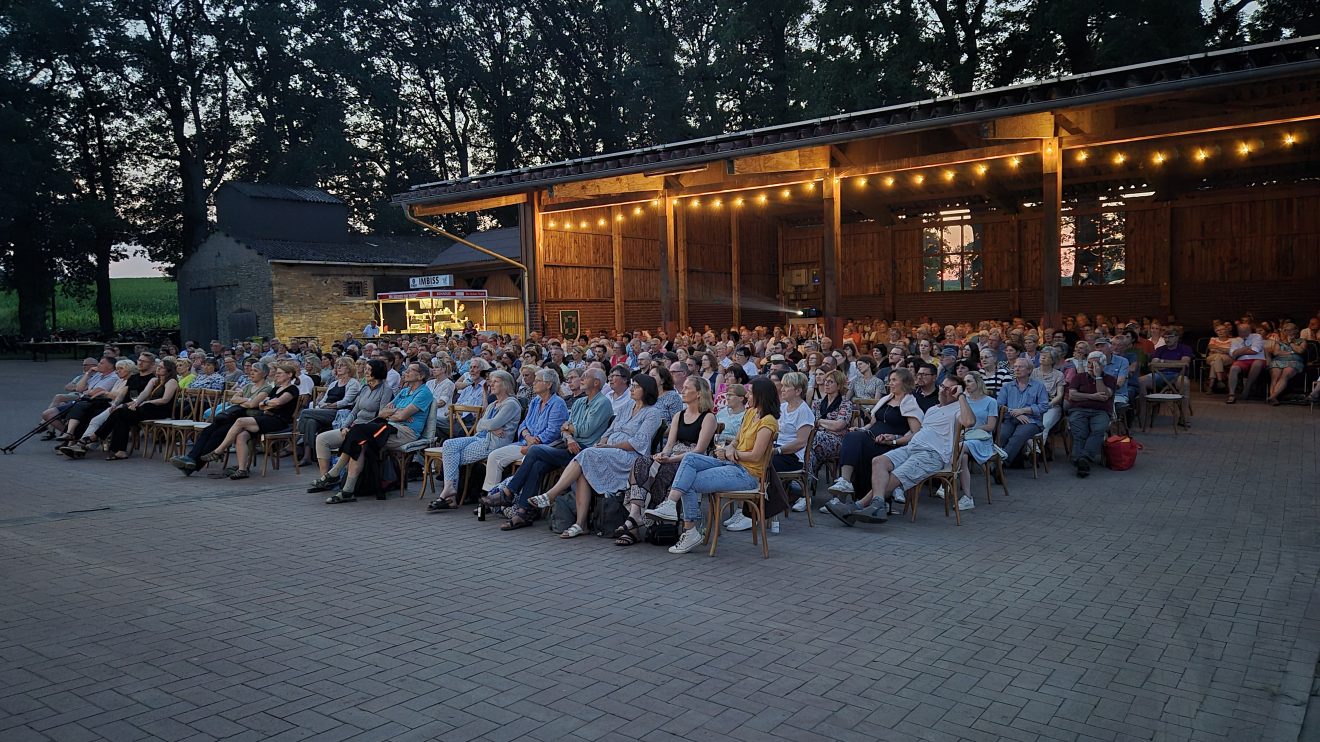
[849,398,877,428]
[980,408,1010,505]
[776,426,817,527]
[904,422,965,526]
[387,398,440,497]
[138,389,188,458]
[449,404,484,437]
[1026,426,1050,479]
[257,395,309,476]
[1142,360,1189,434]
[704,444,776,559]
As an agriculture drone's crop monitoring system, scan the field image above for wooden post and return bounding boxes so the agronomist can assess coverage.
[1158,203,1173,318]
[518,195,540,338]
[882,229,896,321]
[676,204,689,332]
[1040,137,1062,328]
[822,174,843,344]
[658,196,676,335]
[611,205,625,334]
[730,210,741,328]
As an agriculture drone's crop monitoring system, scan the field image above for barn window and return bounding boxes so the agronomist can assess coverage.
[1061,210,1126,286]
[342,280,367,297]
[921,210,983,292]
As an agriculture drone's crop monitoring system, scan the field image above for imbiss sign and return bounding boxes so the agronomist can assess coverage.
[409,274,454,289]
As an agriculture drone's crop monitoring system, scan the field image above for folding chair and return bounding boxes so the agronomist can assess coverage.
[1142,360,1189,434]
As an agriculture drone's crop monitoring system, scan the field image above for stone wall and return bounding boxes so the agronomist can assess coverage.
[177,234,274,344]
[270,263,417,344]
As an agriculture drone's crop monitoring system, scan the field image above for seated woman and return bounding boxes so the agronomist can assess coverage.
[425,370,521,510]
[825,368,921,500]
[643,376,780,555]
[99,359,180,460]
[849,356,884,403]
[170,362,274,474]
[296,356,362,467]
[615,375,717,546]
[425,358,456,424]
[190,357,227,391]
[1205,322,1234,393]
[175,357,195,389]
[651,366,684,421]
[809,368,853,485]
[200,360,301,479]
[713,364,749,411]
[956,371,1001,512]
[57,359,136,457]
[769,371,814,518]
[1031,347,1066,438]
[1265,322,1306,405]
[714,383,747,441]
[306,360,394,491]
[479,368,568,504]
[518,374,663,538]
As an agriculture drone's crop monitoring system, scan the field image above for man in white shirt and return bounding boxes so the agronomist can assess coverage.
[1226,321,1266,403]
[604,365,633,421]
[826,374,974,525]
[1301,316,1319,342]
[363,321,381,338]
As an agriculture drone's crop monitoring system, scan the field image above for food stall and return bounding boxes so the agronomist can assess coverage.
[374,288,490,334]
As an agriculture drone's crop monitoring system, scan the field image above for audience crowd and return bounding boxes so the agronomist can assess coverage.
[39,309,1319,550]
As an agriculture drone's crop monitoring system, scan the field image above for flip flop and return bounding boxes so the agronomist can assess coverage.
[500,516,532,531]
[559,523,585,539]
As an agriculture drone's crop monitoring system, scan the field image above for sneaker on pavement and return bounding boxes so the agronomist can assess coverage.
[644,500,679,522]
[769,521,781,535]
[820,496,841,514]
[791,497,807,512]
[957,495,976,511]
[827,477,854,495]
[668,528,704,554]
[726,513,754,531]
[892,488,906,504]
[825,501,856,526]
[851,505,888,524]
[933,486,945,499]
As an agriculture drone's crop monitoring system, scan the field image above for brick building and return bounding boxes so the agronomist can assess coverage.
[178,183,522,345]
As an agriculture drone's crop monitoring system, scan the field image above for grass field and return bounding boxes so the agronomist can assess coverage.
[0,277,178,335]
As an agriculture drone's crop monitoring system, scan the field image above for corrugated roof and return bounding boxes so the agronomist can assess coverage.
[394,35,1320,207]
[226,182,345,205]
[428,228,521,268]
[233,232,441,266]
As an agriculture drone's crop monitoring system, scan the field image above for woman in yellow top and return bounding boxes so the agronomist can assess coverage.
[645,377,780,554]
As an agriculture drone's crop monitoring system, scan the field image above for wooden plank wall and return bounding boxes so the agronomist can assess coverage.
[736,214,782,330]
[540,206,616,335]
[622,209,662,332]
[683,207,734,330]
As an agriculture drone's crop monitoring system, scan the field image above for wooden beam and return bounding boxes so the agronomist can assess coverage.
[1061,108,1320,150]
[611,205,624,334]
[1041,138,1062,328]
[732,146,830,175]
[518,195,539,338]
[671,170,827,198]
[658,197,676,334]
[836,142,1040,179]
[551,173,664,199]
[981,112,1055,140]
[541,190,662,213]
[412,192,527,217]
[822,173,843,343]
[730,211,741,328]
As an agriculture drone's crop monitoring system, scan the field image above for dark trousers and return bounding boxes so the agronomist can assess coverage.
[67,398,110,424]
[839,428,893,494]
[510,444,575,508]
[106,404,170,452]
[998,418,1041,465]
[188,415,240,459]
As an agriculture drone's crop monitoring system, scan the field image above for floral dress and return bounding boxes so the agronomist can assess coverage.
[811,394,853,465]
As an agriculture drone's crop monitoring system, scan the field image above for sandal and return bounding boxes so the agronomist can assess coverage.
[529,494,552,508]
[614,530,639,546]
[325,492,357,504]
[229,469,250,480]
[611,516,642,540]
[500,515,532,531]
[559,523,585,539]
[105,452,129,461]
[307,475,337,493]
[1226,395,1236,404]
[427,498,455,512]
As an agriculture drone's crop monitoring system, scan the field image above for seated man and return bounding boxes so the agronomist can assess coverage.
[825,374,974,525]
[1067,351,1116,478]
[1094,336,1131,422]
[1141,328,1192,426]
[437,358,489,440]
[995,358,1048,467]
[40,357,114,440]
[1225,321,1265,403]
[497,368,614,527]
[479,368,568,501]
[323,362,434,503]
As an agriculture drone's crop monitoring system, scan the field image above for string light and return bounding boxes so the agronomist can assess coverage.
[579,220,587,229]
[883,176,895,187]
[548,220,558,228]
[1009,157,1021,169]
[804,182,815,192]
[1238,141,1251,156]
[975,163,988,176]
[1075,150,1089,163]
[1112,152,1127,165]
[942,169,956,182]
[781,188,792,198]
[1283,133,1297,146]
[1195,148,1210,162]
[597,218,606,226]
[1152,151,1166,165]
[712,198,723,208]
[734,197,744,207]
[614,214,623,222]
[912,173,925,185]
[691,198,701,208]
[633,206,643,215]
[757,194,768,204]
[857,177,868,186]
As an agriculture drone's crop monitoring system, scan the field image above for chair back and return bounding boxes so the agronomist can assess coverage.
[796,425,818,474]
[747,443,777,493]
[450,404,484,436]
[650,421,668,455]
[195,388,223,421]
[420,397,439,441]
[948,421,966,476]
[852,398,877,427]
[1149,360,1188,395]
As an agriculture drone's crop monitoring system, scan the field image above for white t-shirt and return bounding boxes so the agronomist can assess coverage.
[909,401,960,465]
[606,386,632,421]
[296,373,314,397]
[1229,334,1265,361]
[386,368,401,394]
[776,400,815,462]
[742,360,759,378]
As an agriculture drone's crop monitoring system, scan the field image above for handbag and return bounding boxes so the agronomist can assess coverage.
[1102,435,1142,471]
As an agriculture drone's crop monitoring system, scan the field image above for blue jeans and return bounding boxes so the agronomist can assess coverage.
[510,444,575,508]
[1068,408,1109,464]
[669,453,756,525]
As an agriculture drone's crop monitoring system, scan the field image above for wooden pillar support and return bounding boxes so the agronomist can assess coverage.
[1040,137,1062,329]
[676,204,689,332]
[730,211,741,328]
[822,174,843,344]
[1158,203,1174,318]
[658,196,677,335]
[518,195,540,338]
[611,205,625,335]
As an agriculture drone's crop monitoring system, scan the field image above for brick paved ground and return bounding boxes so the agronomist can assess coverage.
[1,360,1317,741]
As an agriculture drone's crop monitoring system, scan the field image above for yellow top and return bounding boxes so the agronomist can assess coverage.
[734,411,779,479]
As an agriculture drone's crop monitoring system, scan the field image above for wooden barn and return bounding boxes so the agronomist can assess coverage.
[393,37,1320,340]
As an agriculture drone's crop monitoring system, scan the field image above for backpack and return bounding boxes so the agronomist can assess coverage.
[549,494,577,533]
[593,493,628,538]
[641,517,681,546]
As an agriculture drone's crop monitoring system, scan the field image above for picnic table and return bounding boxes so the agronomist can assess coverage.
[19,341,140,361]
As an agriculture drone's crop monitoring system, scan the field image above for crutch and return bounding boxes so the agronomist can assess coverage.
[2,404,73,454]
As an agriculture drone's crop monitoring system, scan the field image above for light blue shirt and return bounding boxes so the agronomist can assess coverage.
[392,384,434,436]
[995,378,1048,424]
[519,394,569,445]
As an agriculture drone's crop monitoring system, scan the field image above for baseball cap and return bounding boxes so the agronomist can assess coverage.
[1093,337,1110,346]
[1086,351,1106,362]
[940,345,958,357]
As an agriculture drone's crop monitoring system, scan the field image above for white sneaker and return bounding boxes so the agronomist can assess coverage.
[934,486,945,500]
[726,513,754,531]
[957,495,975,511]
[723,510,742,527]
[820,496,841,514]
[769,521,780,535]
[791,497,807,512]
[891,488,906,504]
[644,500,679,522]
[827,477,854,495]
[668,528,704,554]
